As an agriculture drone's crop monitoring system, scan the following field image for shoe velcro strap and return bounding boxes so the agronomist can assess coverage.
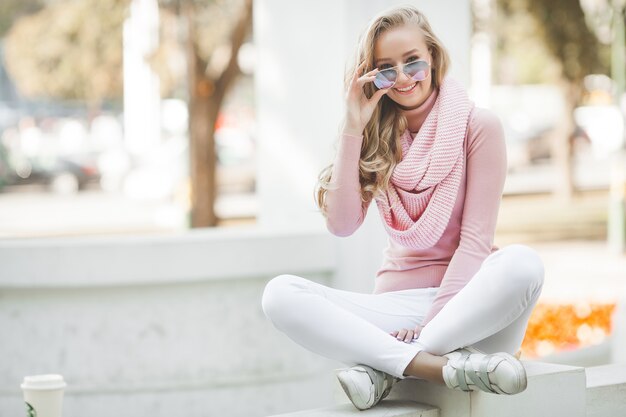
[381,373,394,398]
[455,352,498,393]
[362,366,384,398]
[456,351,471,391]
[464,355,497,393]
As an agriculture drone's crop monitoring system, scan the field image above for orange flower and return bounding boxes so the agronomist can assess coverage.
[520,302,616,358]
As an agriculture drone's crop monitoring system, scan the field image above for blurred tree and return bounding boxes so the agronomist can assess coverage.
[0,0,43,38]
[496,0,610,200]
[5,0,252,229]
[3,0,128,112]
[492,2,562,84]
[158,0,253,228]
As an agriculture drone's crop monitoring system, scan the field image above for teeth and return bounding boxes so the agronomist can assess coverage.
[396,82,416,92]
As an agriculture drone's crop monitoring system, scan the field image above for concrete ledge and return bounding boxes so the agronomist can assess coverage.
[387,361,586,417]
[470,362,586,417]
[0,226,334,288]
[586,364,626,417]
[269,400,439,416]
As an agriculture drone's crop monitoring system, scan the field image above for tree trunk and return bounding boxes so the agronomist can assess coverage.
[189,81,219,227]
[184,0,252,228]
[551,78,580,202]
[184,1,217,228]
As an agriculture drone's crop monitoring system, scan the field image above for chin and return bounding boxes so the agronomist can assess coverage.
[390,93,425,108]
[398,96,423,107]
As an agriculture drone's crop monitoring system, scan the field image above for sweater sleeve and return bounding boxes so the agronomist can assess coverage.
[419,108,507,327]
[323,133,372,237]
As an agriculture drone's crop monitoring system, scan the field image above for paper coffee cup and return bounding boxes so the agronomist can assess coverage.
[21,374,66,417]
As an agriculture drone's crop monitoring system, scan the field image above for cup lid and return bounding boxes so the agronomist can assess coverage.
[21,374,66,390]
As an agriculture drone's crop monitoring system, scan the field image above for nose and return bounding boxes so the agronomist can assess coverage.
[396,69,413,86]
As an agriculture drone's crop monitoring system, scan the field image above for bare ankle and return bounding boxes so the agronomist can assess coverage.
[402,350,447,383]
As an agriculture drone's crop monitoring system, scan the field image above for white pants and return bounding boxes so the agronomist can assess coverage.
[261,244,545,379]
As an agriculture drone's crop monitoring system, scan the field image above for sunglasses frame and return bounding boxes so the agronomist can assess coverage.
[373,59,431,90]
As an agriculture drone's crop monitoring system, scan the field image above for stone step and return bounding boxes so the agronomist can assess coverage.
[268,400,439,416]
[386,361,586,417]
[270,361,591,417]
[585,363,626,417]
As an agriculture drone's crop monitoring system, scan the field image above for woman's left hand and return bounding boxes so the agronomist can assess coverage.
[390,324,424,343]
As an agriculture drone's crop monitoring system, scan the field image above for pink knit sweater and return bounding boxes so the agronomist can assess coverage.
[324,87,507,327]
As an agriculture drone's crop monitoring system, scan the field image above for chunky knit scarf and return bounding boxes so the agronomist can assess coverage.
[374,76,474,249]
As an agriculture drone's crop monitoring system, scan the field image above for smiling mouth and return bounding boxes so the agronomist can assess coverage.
[394,82,418,93]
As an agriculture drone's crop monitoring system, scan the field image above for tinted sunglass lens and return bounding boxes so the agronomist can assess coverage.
[374,69,397,89]
[406,60,430,81]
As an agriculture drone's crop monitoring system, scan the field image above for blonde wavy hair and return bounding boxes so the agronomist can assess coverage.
[314,5,450,217]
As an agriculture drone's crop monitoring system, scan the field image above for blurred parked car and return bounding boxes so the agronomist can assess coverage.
[491,84,563,171]
[574,105,625,159]
[0,143,100,194]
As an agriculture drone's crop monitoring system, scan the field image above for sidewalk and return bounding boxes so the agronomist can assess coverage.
[497,189,609,243]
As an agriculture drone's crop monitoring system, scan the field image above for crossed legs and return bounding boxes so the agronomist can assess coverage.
[261,244,545,383]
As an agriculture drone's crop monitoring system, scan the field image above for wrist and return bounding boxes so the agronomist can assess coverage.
[342,116,364,136]
[342,126,364,138]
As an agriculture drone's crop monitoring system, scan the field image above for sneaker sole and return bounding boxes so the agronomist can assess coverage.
[335,368,374,410]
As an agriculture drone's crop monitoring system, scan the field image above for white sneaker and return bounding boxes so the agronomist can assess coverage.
[335,365,398,410]
[442,346,527,395]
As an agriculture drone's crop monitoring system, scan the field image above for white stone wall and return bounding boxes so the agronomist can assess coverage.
[0,229,340,417]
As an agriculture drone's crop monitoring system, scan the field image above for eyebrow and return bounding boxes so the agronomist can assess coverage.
[375,49,421,65]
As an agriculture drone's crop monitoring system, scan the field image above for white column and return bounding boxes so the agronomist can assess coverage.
[469,0,493,107]
[123,0,161,156]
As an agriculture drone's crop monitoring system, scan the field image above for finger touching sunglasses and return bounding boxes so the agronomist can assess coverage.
[373,59,431,90]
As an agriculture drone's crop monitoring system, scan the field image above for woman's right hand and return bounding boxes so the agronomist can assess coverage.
[390,324,423,343]
[343,61,390,136]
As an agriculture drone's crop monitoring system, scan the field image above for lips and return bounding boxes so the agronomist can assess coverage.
[394,82,418,94]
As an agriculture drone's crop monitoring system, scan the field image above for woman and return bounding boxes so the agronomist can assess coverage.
[261,5,544,411]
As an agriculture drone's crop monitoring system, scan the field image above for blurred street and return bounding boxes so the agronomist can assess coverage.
[503,152,612,195]
[0,149,616,239]
[0,186,258,238]
[0,186,609,239]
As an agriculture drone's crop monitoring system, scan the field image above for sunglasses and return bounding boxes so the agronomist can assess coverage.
[373,59,431,89]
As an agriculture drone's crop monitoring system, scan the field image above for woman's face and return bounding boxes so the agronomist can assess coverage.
[373,25,434,109]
